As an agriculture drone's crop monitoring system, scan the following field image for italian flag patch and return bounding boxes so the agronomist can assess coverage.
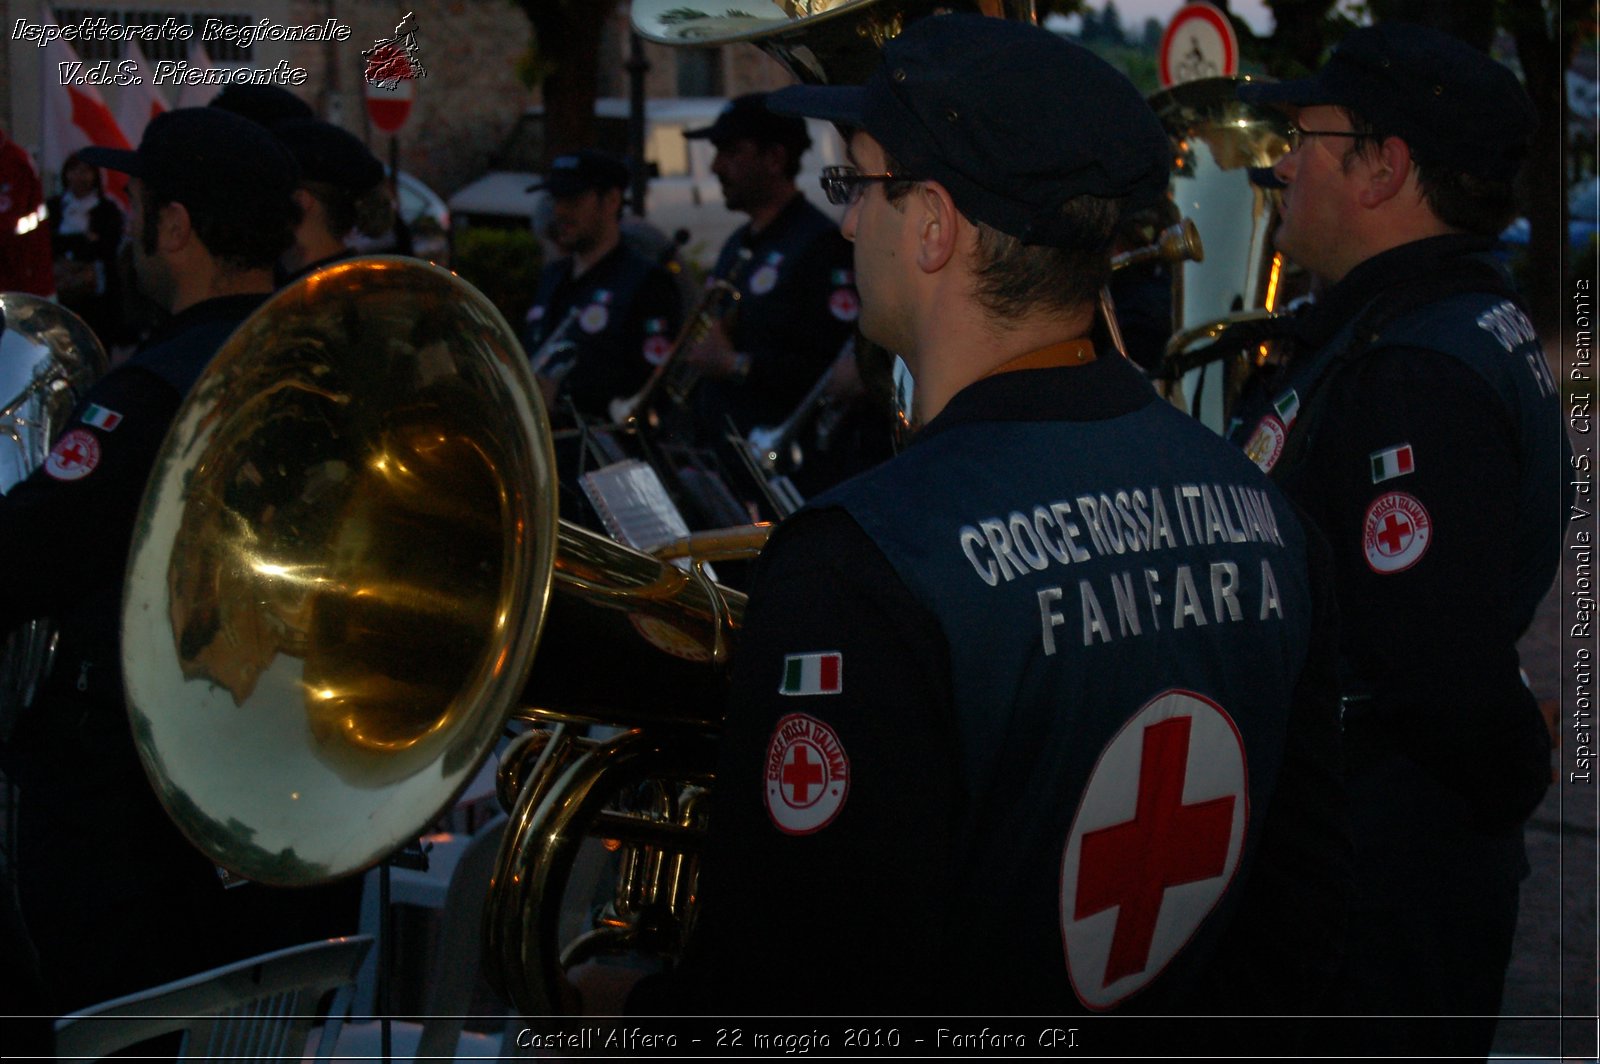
[81,404,122,431]
[779,652,842,696]
[1370,443,1415,484]
[1272,388,1300,427]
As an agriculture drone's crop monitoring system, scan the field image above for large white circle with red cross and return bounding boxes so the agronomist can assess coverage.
[1363,491,1432,574]
[1059,690,1247,1011]
[764,712,849,836]
[45,428,101,481]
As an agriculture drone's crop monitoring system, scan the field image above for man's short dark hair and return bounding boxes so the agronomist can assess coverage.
[141,179,298,270]
[882,147,1118,321]
[1342,108,1519,237]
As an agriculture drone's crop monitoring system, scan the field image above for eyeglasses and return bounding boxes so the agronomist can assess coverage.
[820,165,911,206]
[1285,121,1372,153]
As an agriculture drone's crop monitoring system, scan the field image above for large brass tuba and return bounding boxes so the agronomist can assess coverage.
[121,258,754,912]
[1148,77,1293,434]
[0,295,107,738]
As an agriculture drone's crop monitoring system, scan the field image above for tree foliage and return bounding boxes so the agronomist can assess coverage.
[510,0,614,168]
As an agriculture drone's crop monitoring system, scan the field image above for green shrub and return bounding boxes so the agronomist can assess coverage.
[451,226,542,328]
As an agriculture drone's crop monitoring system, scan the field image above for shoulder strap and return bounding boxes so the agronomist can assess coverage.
[1273,255,1520,480]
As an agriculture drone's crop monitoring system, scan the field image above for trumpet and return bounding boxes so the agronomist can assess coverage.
[744,334,856,475]
[608,248,754,426]
[528,305,581,378]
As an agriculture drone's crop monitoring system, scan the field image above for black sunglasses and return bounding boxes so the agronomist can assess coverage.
[820,165,912,206]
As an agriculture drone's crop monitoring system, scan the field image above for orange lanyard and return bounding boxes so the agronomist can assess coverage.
[981,339,1097,381]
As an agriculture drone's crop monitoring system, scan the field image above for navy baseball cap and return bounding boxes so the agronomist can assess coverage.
[273,118,384,191]
[685,93,812,157]
[78,107,298,215]
[1238,22,1535,181]
[768,15,1170,246]
[208,84,314,126]
[526,149,631,197]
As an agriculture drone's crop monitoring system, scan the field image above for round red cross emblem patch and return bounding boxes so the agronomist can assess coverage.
[828,287,859,322]
[45,429,101,481]
[764,713,849,835]
[1060,690,1248,1010]
[642,334,672,366]
[1243,415,1286,473]
[1362,491,1432,573]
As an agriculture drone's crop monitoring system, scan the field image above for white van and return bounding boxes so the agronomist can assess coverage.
[447,97,846,268]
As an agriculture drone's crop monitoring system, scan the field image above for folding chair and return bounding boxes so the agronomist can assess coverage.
[53,934,372,1061]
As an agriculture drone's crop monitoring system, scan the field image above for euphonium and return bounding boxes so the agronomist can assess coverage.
[120,258,760,924]
[0,294,107,739]
[1147,77,1293,434]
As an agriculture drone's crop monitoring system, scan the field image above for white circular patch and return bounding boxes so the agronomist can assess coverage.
[526,303,546,324]
[1363,491,1432,573]
[749,263,779,296]
[642,334,672,366]
[45,428,102,481]
[1059,690,1248,1011]
[579,303,609,334]
[764,713,849,836]
[828,287,859,322]
[1243,415,1286,473]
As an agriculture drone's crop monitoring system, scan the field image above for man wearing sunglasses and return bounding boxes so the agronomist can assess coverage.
[642,15,1348,1030]
[1233,22,1566,1057]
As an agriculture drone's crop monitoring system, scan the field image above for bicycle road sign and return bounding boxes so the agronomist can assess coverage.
[1160,2,1238,87]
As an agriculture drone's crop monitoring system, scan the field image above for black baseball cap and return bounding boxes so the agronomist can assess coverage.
[526,149,631,197]
[685,93,812,157]
[78,107,299,216]
[273,118,384,191]
[208,84,314,126]
[768,15,1170,246]
[1238,22,1535,181]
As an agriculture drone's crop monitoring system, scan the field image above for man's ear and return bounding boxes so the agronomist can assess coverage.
[155,200,194,255]
[1357,135,1413,209]
[915,181,960,274]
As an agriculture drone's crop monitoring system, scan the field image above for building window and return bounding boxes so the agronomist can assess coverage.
[676,47,723,98]
[52,8,254,64]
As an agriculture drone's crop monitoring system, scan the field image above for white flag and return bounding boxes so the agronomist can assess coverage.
[174,40,217,109]
[113,41,167,147]
[37,5,133,201]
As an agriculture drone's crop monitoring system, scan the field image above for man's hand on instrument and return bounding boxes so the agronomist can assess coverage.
[685,321,744,379]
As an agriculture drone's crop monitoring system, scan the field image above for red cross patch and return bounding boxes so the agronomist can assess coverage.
[1243,415,1286,473]
[1362,491,1432,574]
[1060,690,1247,1010]
[44,429,101,482]
[642,334,672,366]
[828,287,860,322]
[764,713,849,835]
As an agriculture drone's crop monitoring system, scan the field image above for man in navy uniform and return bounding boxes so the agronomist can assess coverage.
[683,94,862,443]
[652,15,1349,1028]
[522,149,683,425]
[1234,23,1567,1056]
[0,108,353,1014]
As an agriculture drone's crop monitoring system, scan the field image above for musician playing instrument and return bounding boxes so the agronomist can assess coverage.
[645,15,1349,1026]
[682,94,862,440]
[522,150,683,424]
[1231,25,1567,1056]
[0,109,355,1015]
